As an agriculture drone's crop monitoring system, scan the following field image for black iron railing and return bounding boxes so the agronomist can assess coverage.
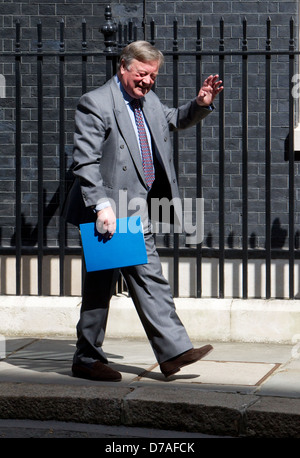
[0,6,299,299]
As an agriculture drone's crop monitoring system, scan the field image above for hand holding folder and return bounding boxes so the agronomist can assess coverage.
[79,216,148,272]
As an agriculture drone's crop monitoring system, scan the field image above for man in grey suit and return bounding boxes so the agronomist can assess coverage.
[65,41,223,381]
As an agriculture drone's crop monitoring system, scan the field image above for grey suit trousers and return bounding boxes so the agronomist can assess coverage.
[73,231,193,365]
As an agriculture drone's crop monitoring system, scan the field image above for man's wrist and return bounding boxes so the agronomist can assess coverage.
[197,101,214,110]
[93,201,111,213]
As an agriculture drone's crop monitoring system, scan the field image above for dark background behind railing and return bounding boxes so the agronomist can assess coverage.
[0,3,300,299]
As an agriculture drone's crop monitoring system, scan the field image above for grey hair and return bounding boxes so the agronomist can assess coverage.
[118,41,164,69]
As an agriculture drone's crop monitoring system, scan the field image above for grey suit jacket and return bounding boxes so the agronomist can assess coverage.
[64,76,213,229]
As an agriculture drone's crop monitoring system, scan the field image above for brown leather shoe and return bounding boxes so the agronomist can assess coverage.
[72,361,122,382]
[160,345,213,377]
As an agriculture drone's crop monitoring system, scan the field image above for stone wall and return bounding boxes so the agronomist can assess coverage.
[0,0,299,257]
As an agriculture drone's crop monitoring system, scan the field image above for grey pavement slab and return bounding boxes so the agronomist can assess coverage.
[0,336,299,437]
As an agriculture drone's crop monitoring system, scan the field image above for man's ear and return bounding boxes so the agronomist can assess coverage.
[119,59,126,75]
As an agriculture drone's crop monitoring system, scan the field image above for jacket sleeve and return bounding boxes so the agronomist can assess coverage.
[72,92,109,208]
[162,98,213,131]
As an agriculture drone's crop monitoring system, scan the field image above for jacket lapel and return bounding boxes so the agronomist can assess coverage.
[109,79,146,186]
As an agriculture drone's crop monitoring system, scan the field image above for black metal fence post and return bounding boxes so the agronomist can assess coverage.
[173,18,179,297]
[289,17,295,299]
[15,20,21,295]
[81,19,87,95]
[196,17,202,298]
[242,17,248,299]
[150,18,155,45]
[219,17,225,299]
[37,20,44,296]
[59,18,66,296]
[100,5,117,79]
[265,17,272,299]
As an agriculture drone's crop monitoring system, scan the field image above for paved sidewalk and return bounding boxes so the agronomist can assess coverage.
[0,336,300,438]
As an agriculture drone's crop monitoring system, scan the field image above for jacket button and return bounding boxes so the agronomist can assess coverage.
[164,137,167,142]
[123,166,127,171]
[120,144,125,149]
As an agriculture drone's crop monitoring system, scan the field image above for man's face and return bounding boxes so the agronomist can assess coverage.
[119,58,159,99]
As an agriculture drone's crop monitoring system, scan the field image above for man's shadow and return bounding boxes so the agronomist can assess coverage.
[10,168,74,247]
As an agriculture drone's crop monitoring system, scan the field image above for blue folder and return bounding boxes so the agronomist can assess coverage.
[79,216,148,272]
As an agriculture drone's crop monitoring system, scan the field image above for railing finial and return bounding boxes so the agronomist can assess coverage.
[100,5,117,53]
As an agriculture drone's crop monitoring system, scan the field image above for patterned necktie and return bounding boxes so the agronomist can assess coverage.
[131,98,155,189]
